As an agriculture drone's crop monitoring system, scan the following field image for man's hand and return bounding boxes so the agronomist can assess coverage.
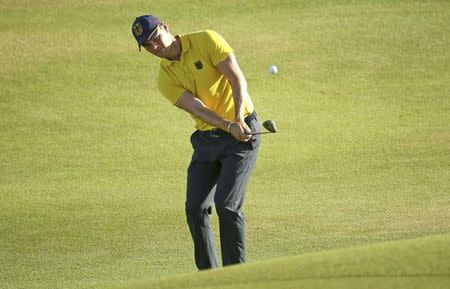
[229,121,251,142]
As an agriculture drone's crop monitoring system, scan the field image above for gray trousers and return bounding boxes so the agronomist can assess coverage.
[186,112,260,270]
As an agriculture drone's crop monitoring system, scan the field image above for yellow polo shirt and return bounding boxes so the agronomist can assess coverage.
[157,30,254,131]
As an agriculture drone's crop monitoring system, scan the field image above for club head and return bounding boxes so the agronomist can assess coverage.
[262,120,277,133]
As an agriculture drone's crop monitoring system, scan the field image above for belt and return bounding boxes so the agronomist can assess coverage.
[245,111,257,122]
[199,112,257,138]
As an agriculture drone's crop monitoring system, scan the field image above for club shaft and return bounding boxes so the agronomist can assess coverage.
[249,131,273,135]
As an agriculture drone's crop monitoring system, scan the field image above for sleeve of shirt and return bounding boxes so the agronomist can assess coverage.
[204,30,234,66]
[157,66,185,105]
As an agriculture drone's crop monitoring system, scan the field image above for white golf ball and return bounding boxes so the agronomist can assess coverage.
[268,65,278,74]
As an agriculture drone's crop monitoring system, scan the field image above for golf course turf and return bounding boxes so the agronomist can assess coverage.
[1,0,449,289]
[113,234,450,289]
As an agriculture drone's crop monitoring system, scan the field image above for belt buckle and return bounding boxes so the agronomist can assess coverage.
[209,128,221,138]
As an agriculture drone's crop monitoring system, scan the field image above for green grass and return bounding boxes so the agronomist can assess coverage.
[113,234,450,289]
[1,0,449,289]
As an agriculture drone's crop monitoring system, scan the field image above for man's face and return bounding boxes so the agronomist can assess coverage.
[142,25,172,58]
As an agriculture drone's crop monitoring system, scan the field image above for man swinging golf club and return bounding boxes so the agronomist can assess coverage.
[131,15,260,270]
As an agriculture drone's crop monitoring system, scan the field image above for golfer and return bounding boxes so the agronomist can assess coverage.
[131,15,260,270]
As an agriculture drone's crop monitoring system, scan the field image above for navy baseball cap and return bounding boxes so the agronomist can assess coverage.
[131,15,161,51]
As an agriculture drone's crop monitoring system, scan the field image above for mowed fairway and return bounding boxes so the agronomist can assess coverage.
[1,1,449,289]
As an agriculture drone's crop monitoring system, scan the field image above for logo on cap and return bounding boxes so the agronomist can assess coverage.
[133,22,143,37]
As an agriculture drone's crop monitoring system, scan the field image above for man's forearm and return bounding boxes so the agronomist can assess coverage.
[176,93,231,131]
[215,53,249,123]
[192,102,232,131]
[231,83,248,122]
[176,90,250,141]
[190,100,250,141]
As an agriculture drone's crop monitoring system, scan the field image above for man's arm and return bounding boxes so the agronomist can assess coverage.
[175,91,251,142]
[215,53,252,128]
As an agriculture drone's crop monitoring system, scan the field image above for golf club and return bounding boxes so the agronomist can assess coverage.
[248,120,277,135]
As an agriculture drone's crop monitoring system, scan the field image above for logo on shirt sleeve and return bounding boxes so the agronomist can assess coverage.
[194,61,203,70]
